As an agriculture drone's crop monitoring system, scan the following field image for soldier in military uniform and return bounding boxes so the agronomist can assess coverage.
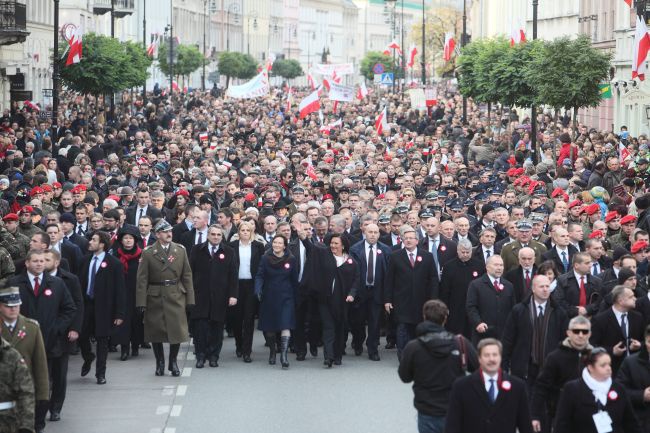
[16,207,44,240]
[136,220,194,377]
[0,336,35,433]
[0,245,15,287]
[500,220,548,273]
[0,213,30,261]
[0,287,48,430]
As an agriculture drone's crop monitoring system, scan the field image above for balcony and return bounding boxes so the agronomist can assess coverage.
[92,0,135,18]
[0,1,29,46]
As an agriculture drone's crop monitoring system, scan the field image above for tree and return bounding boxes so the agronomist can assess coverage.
[359,51,397,81]
[409,7,462,77]
[121,41,153,89]
[489,38,543,109]
[235,53,258,80]
[158,43,204,86]
[457,39,486,102]
[271,59,304,80]
[217,52,258,88]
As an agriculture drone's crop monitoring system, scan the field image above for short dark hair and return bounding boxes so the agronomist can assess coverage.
[103,209,120,221]
[92,230,112,252]
[477,338,502,356]
[422,300,449,325]
[325,233,350,253]
[32,232,50,247]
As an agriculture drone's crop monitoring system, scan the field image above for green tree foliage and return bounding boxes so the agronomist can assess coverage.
[217,52,259,88]
[491,39,543,108]
[236,53,259,80]
[158,43,204,82]
[59,33,150,95]
[359,51,398,81]
[271,59,304,80]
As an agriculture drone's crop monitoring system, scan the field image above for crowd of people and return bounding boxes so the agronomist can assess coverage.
[0,83,649,433]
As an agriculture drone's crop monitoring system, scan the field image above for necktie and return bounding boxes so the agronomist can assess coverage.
[494,278,502,292]
[211,246,217,257]
[488,379,497,403]
[7,324,13,333]
[579,275,587,307]
[138,208,144,224]
[486,249,491,259]
[33,276,40,297]
[87,257,98,298]
[621,313,628,354]
[409,252,415,268]
[592,263,599,276]
[561,251,569,272]
[538,305,544,318]
[396,235,402,245]
[197,232,203,244]
[525,270,531,291]
[77,225,83,235]
[143,237,147,248]
[431,238,440,271]
[367,245,375,286]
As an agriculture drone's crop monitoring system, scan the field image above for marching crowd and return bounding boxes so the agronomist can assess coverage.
[0,84,648,433]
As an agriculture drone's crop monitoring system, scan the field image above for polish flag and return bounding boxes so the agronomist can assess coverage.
[510,23,526,47]
[356,81,368,100]
[407,45,418,68]
[633,13,650,81]
[443,33,455,62]
[332,101,339,114]
[147,33,160,57]
[319,119,342,135]
[299,89,320,119]
[387,40,402,55]
[23,100,40,112]
[266,52,276,71]
[66,27,83,66]
[307,73,316,90]
[322,78,331,91]
[306,164,318,180]
[375,106,389,135]
[620,142,631,163]
[624,0,633,6]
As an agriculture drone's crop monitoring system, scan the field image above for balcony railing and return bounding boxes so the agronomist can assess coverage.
[0,1,29,46]
[92,0,135,18]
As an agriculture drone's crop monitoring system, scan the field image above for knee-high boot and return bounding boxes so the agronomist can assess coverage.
[152,343,165,376]
[168,343,180,376]
[280,335,290,369]
[264,332,276,365]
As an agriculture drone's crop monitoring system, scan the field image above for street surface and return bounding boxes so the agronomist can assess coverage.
[46,331,415,433]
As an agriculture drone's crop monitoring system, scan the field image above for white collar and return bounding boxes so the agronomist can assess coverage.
[574,271,586,281]
[481,370,498,383]
[534,300,547,310]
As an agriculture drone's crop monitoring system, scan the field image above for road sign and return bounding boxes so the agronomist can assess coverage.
[373,74,382,83]
[380,73,394,85]
[372,63,385,74]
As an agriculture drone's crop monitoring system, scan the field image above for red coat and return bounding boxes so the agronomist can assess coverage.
[557,143,576,168]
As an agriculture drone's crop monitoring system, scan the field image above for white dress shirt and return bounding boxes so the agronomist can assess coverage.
[482,371,499,400]
[27,272,43,293]
[238,243,252,280]
[365,241,378,285]
[135,206,149,225]
[194,228,208,245]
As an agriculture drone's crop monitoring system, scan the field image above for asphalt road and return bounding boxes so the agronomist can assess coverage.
[45,331,416,433]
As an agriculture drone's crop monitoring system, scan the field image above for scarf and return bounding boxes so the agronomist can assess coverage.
[266,250,293,268]
[530,298,552,368]
[581,367,612,406]
[116,246,142,274]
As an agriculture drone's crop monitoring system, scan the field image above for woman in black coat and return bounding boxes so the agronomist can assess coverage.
[554,347,642,433]
[230,221,265,363]
[110,226,143,361]
[255,235,298,369]
[312,233,358,368]
[616,325,650,432]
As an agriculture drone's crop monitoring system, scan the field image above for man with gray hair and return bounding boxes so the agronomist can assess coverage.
[440,239,485,337]
[504,247,538,303]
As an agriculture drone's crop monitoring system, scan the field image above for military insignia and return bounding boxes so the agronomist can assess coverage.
[17,328,26,339]
[168,255,175,263]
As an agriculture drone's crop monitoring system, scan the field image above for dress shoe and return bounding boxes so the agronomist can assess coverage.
[131,347,139,357]
[81,354,95,377]
[195,358,205,369]
[155,360,165,376]
[96,377,107,385]
[324,359,333,368]
[243,354,252,363]
[169,360,181,376]
[235,349,243,358]
[369,353,381,361]
[108,345,117,353]
[140,343,152,349]
[309,345,318,357]
[354,347,363,356]
[120,351,129,361]
[49,412,61,422]
[385,341,396,349]
[334,358,342,366]
[209,357,219,368]
[296,353,306,361]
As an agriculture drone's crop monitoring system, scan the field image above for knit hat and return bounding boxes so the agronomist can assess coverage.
[618,267,637,284]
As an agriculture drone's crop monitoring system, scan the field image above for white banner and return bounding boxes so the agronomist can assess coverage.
[313,63,355,76]
[225,70,270,99]
[328,83,355,102]
[409,89,427,111]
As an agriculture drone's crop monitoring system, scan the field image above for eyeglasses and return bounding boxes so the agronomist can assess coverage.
[570,329,590,335]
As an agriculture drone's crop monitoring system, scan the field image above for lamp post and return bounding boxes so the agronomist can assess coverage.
[421,0,426,85]
[110,0,115,121]
[169,0,173,92]
[267,18,278,58]
[307,31,315,70]
[246,12,258,55]
[461,0,468,122]
[400,0,405,91]
[226,2,240,52]
[201,0,207,91]
[287,23,297,59]
[52,0,60,139]
[143,0,147,102]
[531,0,538,162]
[384,0,397,93]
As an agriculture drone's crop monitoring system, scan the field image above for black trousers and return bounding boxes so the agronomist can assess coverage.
[193,319,224,360]
[48,354,69,413]
[294,294,321,356]
[348,295,382,355]
[319,303,344,361]
[232,279,257,355]
[79,302,108,377]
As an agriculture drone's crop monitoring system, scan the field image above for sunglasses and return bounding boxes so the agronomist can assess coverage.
[570,329,590,335]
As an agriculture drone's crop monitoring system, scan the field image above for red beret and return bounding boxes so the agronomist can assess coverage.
[107,194,120,201]
[175,189,190,198]
[2,213,18,222]
[377,194,385,199]
[568,200,582,209]
[551,187,564,198]
[19,205,33,214]
[77,184,87,191]
[620,215,638,225]
[588,230,604,239]
[507,168,517,177]
[584,203,600,216]
[631,240,648,254]
[52,182,62,189]
[322,194,333,201]
[244,193,256,202]
[41,184,52,192]
[605,211,619,223]
[29,187,43,197]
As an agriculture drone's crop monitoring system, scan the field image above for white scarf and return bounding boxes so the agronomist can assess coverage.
[582,367,612,406]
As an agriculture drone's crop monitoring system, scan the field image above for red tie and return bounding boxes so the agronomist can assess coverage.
[33,276,40,297]
[525,270,531,290]
[143,237,147,248]
[579,276,587,307]
[494,278,502,292]
[409,252,415,268]
[396,235,402,245]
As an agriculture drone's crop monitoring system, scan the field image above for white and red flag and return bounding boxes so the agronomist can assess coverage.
[356,81,368,100]
[633,12,650,81]
[66,27,83,66]
[443,32,455,62]
[407,45,418,68]
[375,106,389,135]
[299,89,320,119]
[510,22,526,47]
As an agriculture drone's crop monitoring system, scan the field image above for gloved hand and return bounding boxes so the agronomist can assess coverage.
[136,306,146,315]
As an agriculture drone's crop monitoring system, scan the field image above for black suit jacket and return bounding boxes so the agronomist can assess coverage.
[446,371,534,433]
[419,236,457,278]
[466,274,516,343]
[56,267,84,334]
[472,244,502,266]
[125,206,163,226]
[553,272,602,317]
[287,238,316,300]
[541,245,579,274]
[503,265,538,304]
[590,308,645,374]
[349,240,392,304]
[65,232,89,254]
[379,232,401,248]
[172,221,191,244]
[59,239,82,275]
[180,228,208,254]
[453,232,480,247]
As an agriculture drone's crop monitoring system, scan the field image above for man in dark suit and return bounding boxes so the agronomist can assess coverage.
[553,252,603,317]
[45,223,82,276]
[74,206,90,237]
[137,215,156,248]
[43,248,83,422]
[420,216,457,280]
[125,188,162,226]
[541,227,578,274]
[501,275,568,391]
[446,338,534,433]
[472,227,500,266]
[349,223,392,361]
[453,216,480,247]
[584,238,613,276]
[9,249,76,431]
[590,285,644,375]
[78,231,127,384]
[180,209,209,254]
[60,212,89,253]
[379,213,403,248]
[384,225,438,358]
[503,247,538,303]
[466,255,516,344]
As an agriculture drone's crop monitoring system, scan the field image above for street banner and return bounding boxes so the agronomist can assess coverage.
[409,89,426,111]
[425,87,438,106]
[225,70,270,99]
[313,63,355,76]
[329,83,355,102]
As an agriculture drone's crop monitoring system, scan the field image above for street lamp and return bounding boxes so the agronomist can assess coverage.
[461,0,468,122]
[202,0,207,91]
[267,18,279,58]
[52,0,60,138]
[226,2,240,52]
[384,0,397,93]
[307,31,315,70]
[531,0,538,162]
[247,11,258,55]
[421,0,426,85]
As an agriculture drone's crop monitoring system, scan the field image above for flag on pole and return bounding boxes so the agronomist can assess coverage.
[307,73,316,90]
[633,12,650,81]
[299,89,320,119]
[147,33,160,57]
[599,83,612,99]
[620,141,631,162]
[266,52,276,71]
[375,106,389,135]
[624,0,633,6]
[407,45,418,68]
[356,81,368,100]
[387,40,402,55]
[443,33,455,62]
[65,27,83,66]
[510,22,526,47]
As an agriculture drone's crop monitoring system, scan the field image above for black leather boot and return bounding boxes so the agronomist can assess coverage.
[280,336,290,369]
[265,332,276,365]
[152,343,165,376]
[168,343,181,376]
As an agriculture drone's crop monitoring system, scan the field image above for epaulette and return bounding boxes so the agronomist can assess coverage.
[23,318,40,327]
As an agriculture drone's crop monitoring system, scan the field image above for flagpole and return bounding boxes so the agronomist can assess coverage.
[461,0,467,122]
[531,0,538,163]
[52,0,60,140]
[143,0,147,103]
[421,0,426,85]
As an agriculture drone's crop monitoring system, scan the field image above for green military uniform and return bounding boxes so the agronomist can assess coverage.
[608,232,629,250]
[16,223,43,240]
[136,241,195,344]
[0,337,34,433]
[500,239,548,273]
[0,247,15,287]
[0,230,30,261]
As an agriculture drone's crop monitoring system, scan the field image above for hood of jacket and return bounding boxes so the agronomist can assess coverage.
[415,320,455,358]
